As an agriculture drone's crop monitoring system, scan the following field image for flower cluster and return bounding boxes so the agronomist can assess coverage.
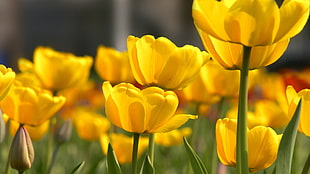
[0,0,309,174]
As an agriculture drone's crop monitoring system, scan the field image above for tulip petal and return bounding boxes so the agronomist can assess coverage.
[216,118,237,166]
[192,0,230,42]
[298,89,310,136]
[157,45,208,89]
[248,126,281,172]
[142,87,178,131]
[250,40,289,69]
[276,0,310,42]
[152,114,197,133]
[127,35,146,85]
[128,35,176,85]
[105,83,146,133]
[225,0,280,46]
[102,81,113,102]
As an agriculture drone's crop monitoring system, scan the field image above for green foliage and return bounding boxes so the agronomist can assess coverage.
[275,100,301,174]
[107,143,123,174]
[70,161,85,174]
[140,155,154,174]
[183,137,208,174]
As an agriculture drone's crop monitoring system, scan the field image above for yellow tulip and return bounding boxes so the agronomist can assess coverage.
[247,126,282,173]
[180,66,220,104]
[155,127,192,147]
[33,46,93,91]
[193,0,309,47]
[216,118,237,167]
[200,59,258,97]
[227,99,288,129]
[58,79,105,110]
[0,64,15,101]
[102,81,197,133]
[254,100,289,128]
[216,118,282,173]
[95,45,135,84]
[255,69,287,105]
[0,81,66,126]
[15,72,43,90]
[286,86,310,137]
[100,133,148,164]
[72,107,110,141]
[127,35,209,90]
[197,32,289,69]
[18,58,33,73]
[227,107,267,129]
[9,119,50,141]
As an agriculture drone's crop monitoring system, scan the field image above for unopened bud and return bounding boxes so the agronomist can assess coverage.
[55,119,72,144]
[9,126,34,171]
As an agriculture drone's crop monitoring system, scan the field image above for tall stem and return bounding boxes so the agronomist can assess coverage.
[148,133,155,164]
[190,103,200,148]
[45,118,55,173]
[236,46,251,174]
[132,133,140,174]
[4,149,11,174]
[47,145,60,174]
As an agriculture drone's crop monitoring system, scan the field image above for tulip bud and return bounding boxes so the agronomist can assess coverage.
[55,119,72,145]
[9,126,34,172]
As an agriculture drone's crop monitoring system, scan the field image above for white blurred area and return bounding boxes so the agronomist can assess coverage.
[0,0,309,71]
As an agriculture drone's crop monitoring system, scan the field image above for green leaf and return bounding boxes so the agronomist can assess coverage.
[275,100,302,174]
[140,155,154,174]
[107,143,123,174]
[183,137,209,174]
[70,161,85,174]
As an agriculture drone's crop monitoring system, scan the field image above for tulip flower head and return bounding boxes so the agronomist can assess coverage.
[192,0,309,70]
[193,0,309,47]
[0,64,15,101]
[200,59,258,97]
[216,118,282,173]
[102,81,197,133]
[286,86,310,137]
[33,46,93,91]
[197,32,289,69]
[73,107,110,141]
[95,45,135,84]
[0,80,66,126]
[127,35,209,90]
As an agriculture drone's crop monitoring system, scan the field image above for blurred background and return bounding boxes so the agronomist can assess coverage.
[0,0,309,71]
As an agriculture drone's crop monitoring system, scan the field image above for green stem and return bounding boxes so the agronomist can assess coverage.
[211,97,226,174]
[236,46,251,174]
[47,145,60,174]
[45,118,55,173]
[132,133,140,174]
[302,152,310,174]
[148,133,155,164]
[4,150,10,174]
[190,103,200,148]
[218,97,226,119]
